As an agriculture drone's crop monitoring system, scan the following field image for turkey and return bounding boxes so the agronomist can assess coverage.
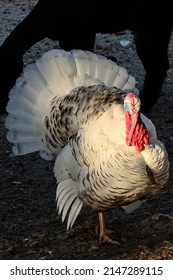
[5,49,169,244]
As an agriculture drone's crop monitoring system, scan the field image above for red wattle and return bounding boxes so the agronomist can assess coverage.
[125,112,149,151]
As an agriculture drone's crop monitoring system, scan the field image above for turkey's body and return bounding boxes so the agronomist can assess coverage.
[5,49,169,243]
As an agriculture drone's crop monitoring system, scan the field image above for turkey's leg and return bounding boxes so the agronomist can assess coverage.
[97,212,119,245]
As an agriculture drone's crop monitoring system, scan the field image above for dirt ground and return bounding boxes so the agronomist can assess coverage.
[0,0,173,260]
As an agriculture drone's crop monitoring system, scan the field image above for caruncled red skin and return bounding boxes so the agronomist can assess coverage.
[124,93,149,151]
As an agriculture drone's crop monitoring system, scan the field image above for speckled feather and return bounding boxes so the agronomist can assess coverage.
[44,85,122,151]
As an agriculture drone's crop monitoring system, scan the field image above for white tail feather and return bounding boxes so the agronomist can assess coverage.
[61,194,77,222]
[36,50,77,95]
[56,180,83,229]
[67,199,83,229]
[57,189,75,215]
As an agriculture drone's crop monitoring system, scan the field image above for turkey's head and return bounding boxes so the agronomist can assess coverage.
[123,92,149,152]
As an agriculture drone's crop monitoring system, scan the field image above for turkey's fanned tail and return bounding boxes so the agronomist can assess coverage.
[71,50,136,90]
[5,49,136,159]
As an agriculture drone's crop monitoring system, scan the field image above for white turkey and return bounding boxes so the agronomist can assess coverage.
[5,49,169,244]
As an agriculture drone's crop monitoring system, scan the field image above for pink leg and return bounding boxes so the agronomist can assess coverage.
[97,212,119,245]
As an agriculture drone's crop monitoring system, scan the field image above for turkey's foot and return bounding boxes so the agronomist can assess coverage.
[97,227,119,245]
